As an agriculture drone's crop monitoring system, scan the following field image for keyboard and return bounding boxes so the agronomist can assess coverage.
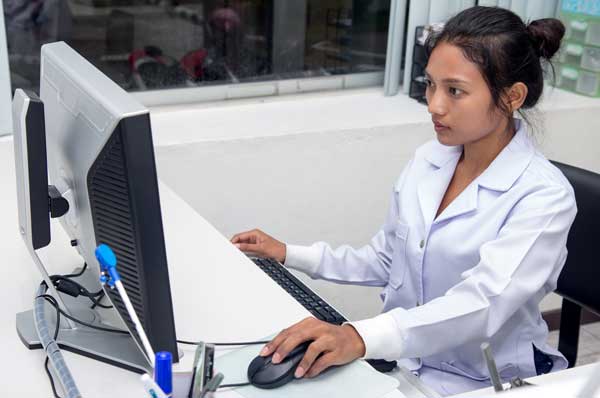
[252,257,346,324]
[252,257,397,373]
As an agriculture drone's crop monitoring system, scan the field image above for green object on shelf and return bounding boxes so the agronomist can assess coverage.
[553,1,600,97]
[559,1,600,46]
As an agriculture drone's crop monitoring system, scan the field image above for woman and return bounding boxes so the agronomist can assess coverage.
[231,6,576,395]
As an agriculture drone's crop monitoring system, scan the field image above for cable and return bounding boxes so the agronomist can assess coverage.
[37,294,128,335]
[90,290,109,310]
[36,262,110,398]
[46,295,61,340]
[219,382,252,388]
[49,262,113,310]
[36,292,127,398]
[50,275,113,309]
[44,294,63,398]
[45,357,62,398]
[35,284,80,398]
[177,339,269,346]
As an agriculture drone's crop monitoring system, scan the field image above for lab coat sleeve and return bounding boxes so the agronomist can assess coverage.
[349,184,576,360]
[283,161,413,287]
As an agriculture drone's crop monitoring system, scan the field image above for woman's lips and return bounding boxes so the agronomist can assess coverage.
[433,120,449,133]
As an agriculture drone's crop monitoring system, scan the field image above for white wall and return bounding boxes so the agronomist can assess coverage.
[151,87,600,321]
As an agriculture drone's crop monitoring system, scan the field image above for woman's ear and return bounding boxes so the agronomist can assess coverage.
[504,82,528,112]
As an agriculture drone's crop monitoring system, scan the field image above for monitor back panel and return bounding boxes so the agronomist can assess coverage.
[40,42,178,362]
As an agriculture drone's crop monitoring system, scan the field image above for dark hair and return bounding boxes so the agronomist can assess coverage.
[425,6,565,117]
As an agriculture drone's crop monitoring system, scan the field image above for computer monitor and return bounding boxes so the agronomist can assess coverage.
[15,41,178,372]
[12,89,51,251]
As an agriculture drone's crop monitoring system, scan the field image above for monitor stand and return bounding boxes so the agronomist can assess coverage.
[15,266,151,374]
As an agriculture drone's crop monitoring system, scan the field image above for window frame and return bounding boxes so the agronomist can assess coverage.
[132,71,384,107]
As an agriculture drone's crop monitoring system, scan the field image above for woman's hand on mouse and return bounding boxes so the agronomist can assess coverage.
[260,317,366,379]
[230,229,286,262]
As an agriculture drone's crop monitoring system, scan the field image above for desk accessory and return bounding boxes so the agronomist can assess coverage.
[155,351,173,397]
[141,373,168,398]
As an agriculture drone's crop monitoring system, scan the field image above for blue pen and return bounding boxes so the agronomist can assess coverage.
[155,351,173,398]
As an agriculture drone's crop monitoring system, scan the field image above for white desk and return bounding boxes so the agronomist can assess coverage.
[452,362,600,397]
[0,137,415,397]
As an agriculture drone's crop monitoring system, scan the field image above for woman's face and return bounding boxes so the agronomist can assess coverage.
[425,42,507,147]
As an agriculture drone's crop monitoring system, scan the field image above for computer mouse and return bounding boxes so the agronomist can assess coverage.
[247,341,311,389]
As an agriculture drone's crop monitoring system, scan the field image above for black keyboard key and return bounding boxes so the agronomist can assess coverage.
[332,316,345,325]
[314,307,334,322]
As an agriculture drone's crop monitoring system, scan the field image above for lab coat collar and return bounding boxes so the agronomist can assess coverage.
[476,119,535,192]
[424,142,462,168]
[423,119,534,192]
[419,119,534,226]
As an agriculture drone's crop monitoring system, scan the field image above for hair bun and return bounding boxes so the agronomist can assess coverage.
[527,18,565,60]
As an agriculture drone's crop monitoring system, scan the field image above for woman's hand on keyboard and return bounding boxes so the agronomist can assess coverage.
[230,228,287,263]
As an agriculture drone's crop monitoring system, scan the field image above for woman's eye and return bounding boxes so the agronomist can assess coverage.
[424,78,433,87]
[449,87,463,96]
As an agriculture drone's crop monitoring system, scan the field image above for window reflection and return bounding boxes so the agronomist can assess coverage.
[4,0,390,94]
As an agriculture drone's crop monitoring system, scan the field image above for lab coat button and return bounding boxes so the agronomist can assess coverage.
[419,239,425,249]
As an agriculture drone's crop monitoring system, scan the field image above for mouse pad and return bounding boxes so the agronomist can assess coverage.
[214,343,400,398]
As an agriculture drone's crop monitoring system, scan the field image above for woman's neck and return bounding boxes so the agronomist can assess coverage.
[459,118,516,177]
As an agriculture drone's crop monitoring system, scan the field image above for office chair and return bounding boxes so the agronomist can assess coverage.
[551,161,600,368]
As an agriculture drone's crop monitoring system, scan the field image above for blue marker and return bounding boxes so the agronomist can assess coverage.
[155,351,173,397]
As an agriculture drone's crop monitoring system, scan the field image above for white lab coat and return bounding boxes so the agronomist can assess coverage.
[284,120,577,396]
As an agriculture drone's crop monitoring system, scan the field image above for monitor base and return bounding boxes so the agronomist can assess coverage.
[16,268,152,374]
[16,306,151,374]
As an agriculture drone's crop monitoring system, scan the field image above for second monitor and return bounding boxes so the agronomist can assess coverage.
[16,41,179,372]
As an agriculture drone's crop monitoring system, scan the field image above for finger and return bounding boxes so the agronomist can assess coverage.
[272,333,311,364]
[261,318,313,358]
[271,318,319,363]
[230,232,247,243]
[269,319,315,362]
[260,327,291,357]
[231,231,259,244]
[234,242,261,253]
[305,352,336,378]
[295,340,327,378]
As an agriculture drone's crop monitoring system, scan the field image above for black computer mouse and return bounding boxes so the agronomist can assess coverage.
[247,341,311,389]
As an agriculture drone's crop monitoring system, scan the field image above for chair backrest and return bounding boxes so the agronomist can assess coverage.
[552,161,600,316]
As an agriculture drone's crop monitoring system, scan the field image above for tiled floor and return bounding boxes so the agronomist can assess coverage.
[547,322,600,366]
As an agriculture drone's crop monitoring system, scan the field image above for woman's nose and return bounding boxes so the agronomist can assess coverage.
[427,91,448,116]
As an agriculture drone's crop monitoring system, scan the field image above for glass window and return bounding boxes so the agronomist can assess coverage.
[4,0,391,98]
